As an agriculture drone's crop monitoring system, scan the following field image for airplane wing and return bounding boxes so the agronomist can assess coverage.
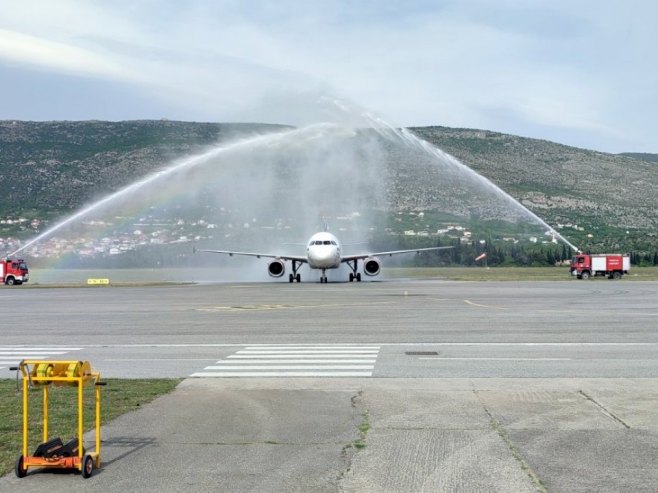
[194,248,308,263]
[341,246,453,262]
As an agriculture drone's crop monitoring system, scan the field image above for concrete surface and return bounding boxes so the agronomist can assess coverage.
[2,280,658,491]
[3,378,658,492]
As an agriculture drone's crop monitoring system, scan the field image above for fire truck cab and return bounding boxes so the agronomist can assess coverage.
[1,258,29,285]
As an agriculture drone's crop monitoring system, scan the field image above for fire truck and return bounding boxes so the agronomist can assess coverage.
[570,253,630,280]
[1,258,29,285]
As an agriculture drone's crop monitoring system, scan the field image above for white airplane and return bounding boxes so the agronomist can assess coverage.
[195,230,453,283]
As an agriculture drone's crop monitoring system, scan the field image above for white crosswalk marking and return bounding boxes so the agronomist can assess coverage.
[0,347,82,371]
[191,345,380,378]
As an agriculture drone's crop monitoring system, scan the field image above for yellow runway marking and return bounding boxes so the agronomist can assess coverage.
[463,299,507,310]
[196,301,395,313]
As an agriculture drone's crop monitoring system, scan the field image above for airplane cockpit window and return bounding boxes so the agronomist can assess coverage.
[323,241,331,245]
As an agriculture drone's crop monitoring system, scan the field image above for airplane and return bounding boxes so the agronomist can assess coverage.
[195,230,453,283]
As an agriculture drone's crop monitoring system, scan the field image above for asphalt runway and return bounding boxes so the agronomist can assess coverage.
[2,279,658,491]
[1,280,657,378]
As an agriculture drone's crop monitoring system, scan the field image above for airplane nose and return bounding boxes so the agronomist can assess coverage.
[316,250,332,262]
[312,247,338,267]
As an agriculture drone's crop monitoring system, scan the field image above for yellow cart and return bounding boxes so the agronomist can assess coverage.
[10,360,105,479]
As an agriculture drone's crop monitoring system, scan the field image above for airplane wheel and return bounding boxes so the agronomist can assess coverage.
[289,274,294,283]
[356,273,361,282]
[296,274,301,283]
[349,273,354,282]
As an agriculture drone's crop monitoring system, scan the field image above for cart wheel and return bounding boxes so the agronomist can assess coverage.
[15,455,27,478]
[81,454,94,479]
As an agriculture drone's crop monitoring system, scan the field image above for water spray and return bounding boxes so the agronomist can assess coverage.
[8,126,330,257]
[344,104,580,253]
[10,105,581,258]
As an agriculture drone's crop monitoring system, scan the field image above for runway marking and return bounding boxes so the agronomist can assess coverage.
[247,346,381,350]
[401,343,657,347]
[205,365,374,370]
[58,342,658,348]
[103,358,220,362]
[51,341,658,350]
[419,357,573,361]
[212,359,377,364]
[228,354,378,359]
[464,299,507,309]
[191,344,380,378]
[237,350,379,354]
[196,302,394,312]
[0,347,82,371]
[191,372,373,377]
[197,304,293,312]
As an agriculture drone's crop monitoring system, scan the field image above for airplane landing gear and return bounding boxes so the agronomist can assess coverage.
[289,260,302,283]
[348,261,361,282]
[320,269,327,283]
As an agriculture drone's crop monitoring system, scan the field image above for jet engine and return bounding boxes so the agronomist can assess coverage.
[363,257,381,276]
[267,259,285,278]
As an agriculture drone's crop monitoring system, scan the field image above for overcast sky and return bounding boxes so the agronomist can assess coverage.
[0,1,655,153]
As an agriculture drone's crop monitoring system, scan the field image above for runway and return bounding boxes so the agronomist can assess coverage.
[2,279,658,492]
[1,280,657,378]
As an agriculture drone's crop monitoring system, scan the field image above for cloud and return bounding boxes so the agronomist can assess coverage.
[0,0,656,152]
[0,29,133,81]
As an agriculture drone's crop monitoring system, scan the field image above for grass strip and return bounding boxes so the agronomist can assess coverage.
[386,266,658,281]
[0,378,181,477]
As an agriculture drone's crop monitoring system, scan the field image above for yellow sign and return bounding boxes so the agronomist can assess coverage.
[87,278,110,285]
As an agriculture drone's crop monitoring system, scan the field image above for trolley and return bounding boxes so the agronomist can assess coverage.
[10,360,105,479]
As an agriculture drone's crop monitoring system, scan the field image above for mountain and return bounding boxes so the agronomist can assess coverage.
[1,120,656,253]
[619,153,658,164]
[409,127,658,251]
[0,120,287,215]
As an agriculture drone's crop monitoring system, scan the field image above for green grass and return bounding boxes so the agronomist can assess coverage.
[353,411,371,450]
[0,378,181,477]
[386,266,658,281]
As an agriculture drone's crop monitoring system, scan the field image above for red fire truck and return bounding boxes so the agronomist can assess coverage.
[570,253,630,280]
[1,258,29,285]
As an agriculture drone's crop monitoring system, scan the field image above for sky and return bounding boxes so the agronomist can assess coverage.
[0,0,656,153]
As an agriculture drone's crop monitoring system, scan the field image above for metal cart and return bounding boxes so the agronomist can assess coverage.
[10,360,105,479]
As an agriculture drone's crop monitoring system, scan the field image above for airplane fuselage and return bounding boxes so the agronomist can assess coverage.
[306,232,341,269]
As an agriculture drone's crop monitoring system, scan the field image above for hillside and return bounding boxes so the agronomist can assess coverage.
[619,153,658,164]
[409,127,658,250]
[0,120,287,214]
[1,120,656,254]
